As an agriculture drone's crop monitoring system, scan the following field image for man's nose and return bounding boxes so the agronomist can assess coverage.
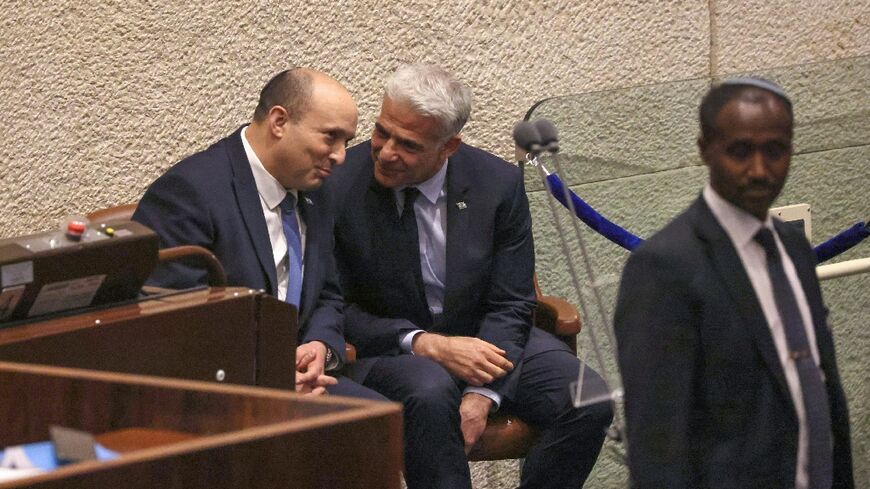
[331,144,346,166]
[746,150,769,180]
[379,139,399,161]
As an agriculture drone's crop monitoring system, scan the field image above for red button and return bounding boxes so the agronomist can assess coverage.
[67,221,86,236]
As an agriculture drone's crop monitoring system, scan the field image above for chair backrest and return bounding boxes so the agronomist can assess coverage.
[87,203,138,223]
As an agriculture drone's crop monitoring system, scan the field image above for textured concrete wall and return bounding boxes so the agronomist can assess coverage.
[0,0,711,236]
[0,0,867,487]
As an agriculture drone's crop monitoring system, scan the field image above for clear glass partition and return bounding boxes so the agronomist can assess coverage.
[524,55,869,190]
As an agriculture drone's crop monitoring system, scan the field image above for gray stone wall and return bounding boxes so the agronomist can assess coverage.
[1,1,867,487]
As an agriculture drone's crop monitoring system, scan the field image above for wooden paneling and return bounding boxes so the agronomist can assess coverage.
[0,362,403,489]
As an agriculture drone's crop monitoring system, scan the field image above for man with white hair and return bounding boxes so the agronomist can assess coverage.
[328,63,612,489]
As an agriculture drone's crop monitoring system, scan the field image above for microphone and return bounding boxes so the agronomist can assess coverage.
[534,119,559,153]
[527,117,624,419]
[512,120,543,156]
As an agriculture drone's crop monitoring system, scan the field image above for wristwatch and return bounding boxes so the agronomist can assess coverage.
[323,345,340,371]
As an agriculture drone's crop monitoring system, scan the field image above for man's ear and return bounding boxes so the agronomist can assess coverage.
[697,136,709,164]
[442,135,462,158]
[267,105,291,138]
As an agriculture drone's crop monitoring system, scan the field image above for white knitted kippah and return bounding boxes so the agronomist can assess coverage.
[720,77,790,102]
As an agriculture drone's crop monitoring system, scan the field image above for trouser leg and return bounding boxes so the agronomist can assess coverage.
[507,347,613,489]
[327,375,390,401]
[360,355,472,489]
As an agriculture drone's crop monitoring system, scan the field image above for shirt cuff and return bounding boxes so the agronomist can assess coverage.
[400,330,426,354]
[463,387,502,412]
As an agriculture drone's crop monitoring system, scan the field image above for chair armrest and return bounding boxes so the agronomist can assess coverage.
[534,295,581,337]
[467,414,538,461]
[344,343,357,364]
[158,245,228,287]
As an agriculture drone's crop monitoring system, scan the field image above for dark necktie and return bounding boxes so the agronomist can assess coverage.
[279,193,303,308]
[401,187,420,233]
[400,187,429,316]
[754,228,832,489]
[401,188,422,268]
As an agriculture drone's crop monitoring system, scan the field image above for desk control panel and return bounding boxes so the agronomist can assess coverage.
[0,219,158,323]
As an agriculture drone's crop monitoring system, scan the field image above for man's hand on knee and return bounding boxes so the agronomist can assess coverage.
[460,392,492,454]
[412,333,513,386]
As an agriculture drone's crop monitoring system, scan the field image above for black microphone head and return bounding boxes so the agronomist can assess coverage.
[534,119,559,153]
[512,121,543,154]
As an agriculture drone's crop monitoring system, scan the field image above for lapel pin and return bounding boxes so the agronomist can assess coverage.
[304,197,314,206]
[456,201,467,210]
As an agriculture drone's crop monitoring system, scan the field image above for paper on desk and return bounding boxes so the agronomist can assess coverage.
[0,441,118,471]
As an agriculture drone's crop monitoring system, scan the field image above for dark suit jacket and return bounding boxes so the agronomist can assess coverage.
[132,126,347,360]
[614,196,853,489]
[328,140,539,399]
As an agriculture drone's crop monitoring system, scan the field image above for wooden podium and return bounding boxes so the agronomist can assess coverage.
[0,287,296,388]
[0,361,403,488]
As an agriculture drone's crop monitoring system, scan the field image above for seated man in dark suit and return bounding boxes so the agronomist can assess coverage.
[133,68,383,400]
[614,78,853,488]
[328,63,613,489]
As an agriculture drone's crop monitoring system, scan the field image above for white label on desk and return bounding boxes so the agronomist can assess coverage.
[1,261,33,287]
[27,275,106,317]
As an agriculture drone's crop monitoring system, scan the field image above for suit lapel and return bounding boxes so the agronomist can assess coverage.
[443,155,470,325]
[692,198,792,403]
[774,220,824,326]
[297,192,318,325]
[228,128,277,295]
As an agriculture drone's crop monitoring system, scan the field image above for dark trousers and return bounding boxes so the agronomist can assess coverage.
[349,332,613,489]
[328,375,390,401]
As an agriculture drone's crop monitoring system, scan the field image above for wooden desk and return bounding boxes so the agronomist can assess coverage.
[0,288,295,388]
[0,361,403,488]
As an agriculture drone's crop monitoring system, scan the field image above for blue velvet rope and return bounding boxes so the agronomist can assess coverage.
[813,221,869,263]
[545,174,644,251]
[544,173,868,263]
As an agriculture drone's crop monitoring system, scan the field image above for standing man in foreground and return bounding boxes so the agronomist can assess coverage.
[329,63,612,489]
[614,78,853,488]
[133,68,382,399]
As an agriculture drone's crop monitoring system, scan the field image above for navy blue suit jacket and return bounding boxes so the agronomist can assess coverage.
[328,140,544,399]
[132,126,347,360]
[614,197,853,489]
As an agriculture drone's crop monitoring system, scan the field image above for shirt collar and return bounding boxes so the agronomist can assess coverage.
[703,183,774,249]
[241,126,298,210]
[399,159,448,204]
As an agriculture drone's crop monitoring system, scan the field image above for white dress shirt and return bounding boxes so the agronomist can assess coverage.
[703,184,821,489]
[241,126,306,302]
